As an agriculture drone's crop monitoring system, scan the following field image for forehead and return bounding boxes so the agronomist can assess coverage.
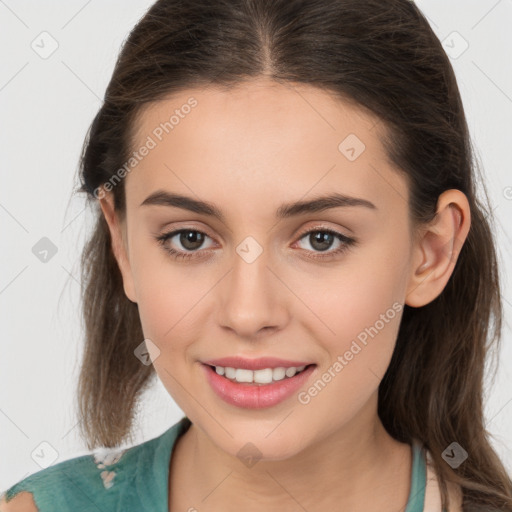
[126,80,409,217]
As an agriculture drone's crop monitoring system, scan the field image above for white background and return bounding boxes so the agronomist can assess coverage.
[1,0,511,491]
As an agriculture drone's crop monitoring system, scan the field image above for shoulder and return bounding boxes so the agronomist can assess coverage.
[0,437,154,511]
[0,489,38,511]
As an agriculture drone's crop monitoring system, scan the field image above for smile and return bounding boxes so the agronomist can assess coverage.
[201,363,317,409]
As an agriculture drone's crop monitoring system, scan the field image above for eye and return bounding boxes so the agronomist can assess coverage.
[155,229,215,260]
[294,227,356,260]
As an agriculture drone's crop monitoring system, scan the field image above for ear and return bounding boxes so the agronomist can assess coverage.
[405,189,471,308]
[98,189,138,303]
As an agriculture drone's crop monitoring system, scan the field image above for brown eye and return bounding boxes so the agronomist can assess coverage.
[155,228,215,260]
[178,230,207,251]
[307,231,336,252]
[293,228,357,261]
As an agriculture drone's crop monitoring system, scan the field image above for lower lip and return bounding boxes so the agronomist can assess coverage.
[201,363,316,409]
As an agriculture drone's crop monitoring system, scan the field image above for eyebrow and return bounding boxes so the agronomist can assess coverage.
[140,190,377,222]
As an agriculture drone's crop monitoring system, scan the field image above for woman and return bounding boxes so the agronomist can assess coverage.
[3,0,511,510]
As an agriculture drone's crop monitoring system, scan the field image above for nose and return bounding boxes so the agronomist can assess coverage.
[216,244,290,340]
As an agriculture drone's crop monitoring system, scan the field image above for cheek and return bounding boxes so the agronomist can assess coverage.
[130,245,216,362]
[135,271,202,346]
[302,247,406,318]
[127,224,194,333]
[130,222,208,343]
[131,260,207,411]
[294,263,405,420]
[293,234,409,374]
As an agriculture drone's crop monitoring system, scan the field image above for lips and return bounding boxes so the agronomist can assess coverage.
[201,362,317,409]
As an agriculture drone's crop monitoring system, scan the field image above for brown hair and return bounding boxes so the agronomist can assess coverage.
[74,0,511,510]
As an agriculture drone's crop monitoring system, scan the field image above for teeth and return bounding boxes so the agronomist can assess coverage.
[224,367,236,379]
[236,369,257,382]
[271,367,286,381]
[214,365,308,384]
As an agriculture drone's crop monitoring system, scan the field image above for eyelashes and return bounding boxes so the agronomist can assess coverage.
[155,226,357,262]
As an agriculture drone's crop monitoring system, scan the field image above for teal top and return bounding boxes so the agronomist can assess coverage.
[3,416,429,511]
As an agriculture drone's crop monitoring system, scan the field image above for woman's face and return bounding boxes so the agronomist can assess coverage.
[104,79,419,460]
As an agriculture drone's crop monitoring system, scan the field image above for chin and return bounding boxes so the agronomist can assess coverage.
[216,430,306,463]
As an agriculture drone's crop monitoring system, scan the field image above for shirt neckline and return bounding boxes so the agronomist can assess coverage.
[405,438,427,512]
[144,418,426,512]
[134,415,192,511]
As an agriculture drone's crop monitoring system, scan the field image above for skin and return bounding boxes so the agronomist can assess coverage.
[95,78,470,512]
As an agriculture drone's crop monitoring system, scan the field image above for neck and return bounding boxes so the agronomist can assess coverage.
[169,396,412,511]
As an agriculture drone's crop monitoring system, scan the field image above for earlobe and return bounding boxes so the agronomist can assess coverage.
[98,190,138,303]
[405,189,470,308]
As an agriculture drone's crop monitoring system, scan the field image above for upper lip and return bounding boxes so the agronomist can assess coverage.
[202,356,315,371]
